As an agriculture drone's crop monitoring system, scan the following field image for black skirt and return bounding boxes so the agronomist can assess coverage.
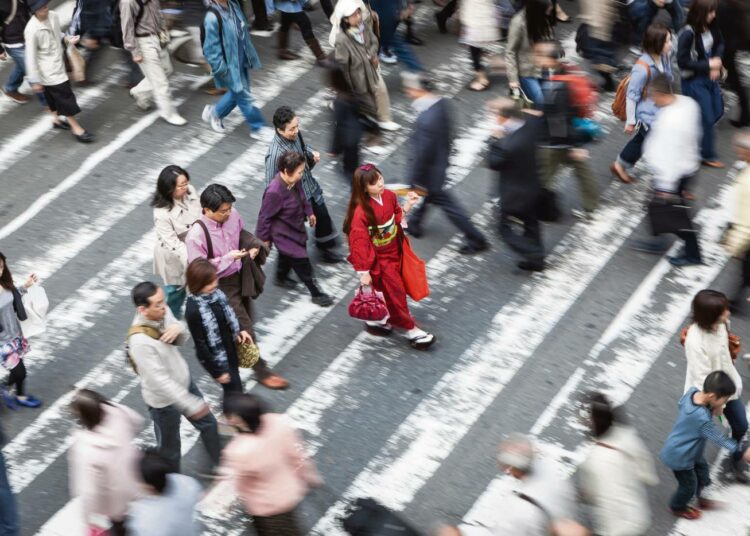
[43,80,80,116]
[252,509,302,536]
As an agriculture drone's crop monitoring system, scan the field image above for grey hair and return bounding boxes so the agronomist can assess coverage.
[496,433,535,473]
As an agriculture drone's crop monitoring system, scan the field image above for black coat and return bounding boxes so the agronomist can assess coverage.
[185,297,238,379]
[677,21,725,78]
[487,115,543,216]
[0,0,31,46]
[408,97,452,192]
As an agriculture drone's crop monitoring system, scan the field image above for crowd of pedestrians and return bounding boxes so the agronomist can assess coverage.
[1,0,750,534]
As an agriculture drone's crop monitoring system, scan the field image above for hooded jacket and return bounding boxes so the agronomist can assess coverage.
[0,0,31,46]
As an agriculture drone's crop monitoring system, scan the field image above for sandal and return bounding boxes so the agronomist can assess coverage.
[409,333,436,350]
[53,118,71,130]
[364,322,393,337]
[610,162,633,184]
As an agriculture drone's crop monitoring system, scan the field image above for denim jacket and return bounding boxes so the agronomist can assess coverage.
[266,0,309,16]
[626,53,672,126]
[203,0,261,93]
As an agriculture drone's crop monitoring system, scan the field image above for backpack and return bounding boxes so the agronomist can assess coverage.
[124,324,161,374]
[110,0,145,49]
[611,59,651,121]
[549,66,598,118]
[200,5,227,65]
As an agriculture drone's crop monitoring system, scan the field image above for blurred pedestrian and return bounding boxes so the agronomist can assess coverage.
[257,151,334,306]
[121,0,187,125]
[579,393,658,536]
[151,165,202,319]
[0,421,18,536]
[219,393,322,536]
[328,65,367,180]
[264,106,345,264]
[267,0,332,66]
[185,184,288,390]
[185,258,252,400]
[639,73,703,266]
[460,0,500,91]
[0,0,34,104]
[683,290,747,480]
[370,0,423,71]
[342,164,436,349]
[487,98,546,272]
[68,389,142,536]
[127,450,203,536]
[24,0,94,142]
[331,0,401,131]
[401,71,489,254]
[611,23,674,185]
[0,251,41,409]
[579,0,619,88]
[129,281,221,473]
[201,0,271,139]
[677,0,725,168]
[724,132,750,310]
[719,0,750,128]
[506,0,554,107]
[660,371,750,520]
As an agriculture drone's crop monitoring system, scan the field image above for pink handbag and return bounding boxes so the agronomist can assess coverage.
[348,286,389,322]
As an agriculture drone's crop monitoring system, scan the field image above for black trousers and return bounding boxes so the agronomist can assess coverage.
[498,207,544,264]
[438,0,457,19]
[250,0,269,27]
[277,254,322,297]
[280,11,315,40]
[409,189,487,248]
[7,360,26,397]
[725,46,750,125]
[311,198,338,250]
[744,249,750,288]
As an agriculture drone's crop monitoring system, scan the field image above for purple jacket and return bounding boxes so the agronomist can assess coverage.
[256,175,313,259]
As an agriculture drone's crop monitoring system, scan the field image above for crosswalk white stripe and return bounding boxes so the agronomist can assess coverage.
[458,182,735,533]
[308,181,652,534]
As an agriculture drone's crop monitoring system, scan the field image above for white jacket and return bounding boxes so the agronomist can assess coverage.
[684,322,742,400]
[153,185,202,287]
[24,11,68,86]
[579,424,658,536]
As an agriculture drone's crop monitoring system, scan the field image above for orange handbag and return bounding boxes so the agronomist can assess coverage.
[400,233,429,301]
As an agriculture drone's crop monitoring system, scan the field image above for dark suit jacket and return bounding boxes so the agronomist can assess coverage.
[409,97,452,192]
[487,114,543,216]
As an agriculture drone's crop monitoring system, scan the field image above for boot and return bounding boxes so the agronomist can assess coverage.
[305,37,334,67]
[278,31,301,60]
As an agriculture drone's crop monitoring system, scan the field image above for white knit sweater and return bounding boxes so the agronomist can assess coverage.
[684,323,742,400]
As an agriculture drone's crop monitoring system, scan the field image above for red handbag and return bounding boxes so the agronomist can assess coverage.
[400,234,429,301]
[348,286,389,322]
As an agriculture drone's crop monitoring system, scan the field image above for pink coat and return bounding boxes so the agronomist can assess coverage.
[221,413,321,517]
[68,403,143,525]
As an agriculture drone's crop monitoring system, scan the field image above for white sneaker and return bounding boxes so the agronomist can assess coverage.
[249,126,275,141]
[161,112,187,126]
[377,120,401,132]
[379,51,398,64]
[129,89,152,111]
[202,104,226,133]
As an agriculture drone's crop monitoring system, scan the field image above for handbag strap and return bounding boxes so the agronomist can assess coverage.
[194,219,215,260]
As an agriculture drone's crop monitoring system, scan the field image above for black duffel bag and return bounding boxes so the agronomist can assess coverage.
[342,498,422,536]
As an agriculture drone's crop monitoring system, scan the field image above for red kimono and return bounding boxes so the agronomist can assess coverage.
[347,190,415,330]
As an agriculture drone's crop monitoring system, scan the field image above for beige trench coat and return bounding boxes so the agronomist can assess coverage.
[153,185,202,287]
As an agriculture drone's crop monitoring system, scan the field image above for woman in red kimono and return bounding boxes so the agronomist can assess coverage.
[343,164,435,349]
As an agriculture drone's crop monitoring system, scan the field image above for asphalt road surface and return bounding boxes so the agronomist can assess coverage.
[1,2,750,535]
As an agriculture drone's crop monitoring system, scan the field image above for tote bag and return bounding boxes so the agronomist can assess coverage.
[400,234,429,301]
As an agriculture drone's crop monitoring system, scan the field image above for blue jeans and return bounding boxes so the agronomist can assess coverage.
[724,398,749,461]
[0,451,19,536]
[682,76,724,160]
[670,455,710,512]
[386,32,423,72]
[520,77,544,108]
[3,46,25,93]
[215,68,265,132]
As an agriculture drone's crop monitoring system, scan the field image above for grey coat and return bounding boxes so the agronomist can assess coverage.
[334,26,380,114]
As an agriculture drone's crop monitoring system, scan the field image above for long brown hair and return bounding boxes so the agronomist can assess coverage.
[0,251,14,291]
[687,0,718,32]
[342,164,383,237]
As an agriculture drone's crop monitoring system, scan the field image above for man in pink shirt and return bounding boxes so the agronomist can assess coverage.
[186,184,288,390]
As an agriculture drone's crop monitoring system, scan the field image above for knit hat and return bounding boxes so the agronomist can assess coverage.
[29,0,49,13]
[328,0,369,47]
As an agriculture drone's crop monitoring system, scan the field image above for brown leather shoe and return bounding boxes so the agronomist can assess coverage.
[702,160,725,169]
[258,373,290,390]
[278,49,301,60]
[610,162,633,184]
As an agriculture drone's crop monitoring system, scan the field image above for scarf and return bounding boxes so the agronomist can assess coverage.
[328,0,368,47]
[192,289,239,368]
[347,24,365,45]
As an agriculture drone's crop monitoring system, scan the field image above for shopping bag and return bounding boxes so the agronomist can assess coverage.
[400,234,429,301]
[647,195,694,236]
[19,285,49,338]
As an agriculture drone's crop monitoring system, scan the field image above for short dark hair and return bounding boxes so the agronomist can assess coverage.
[588,392,626,438]
[200,184,235,212]
[223,393,267,433]
[650,73,673,95]
[687,0,719,32]
[132,281,159,308]
[641,23,670,56]
[691,289,729,331]
[151,165,190,209]
[277,151,307,175]
[139,450,173,494]
[703,370,736,398]
[272,106,296,130]
[489,97,524,120]
[186,258,217,295]
[71,389,111,430]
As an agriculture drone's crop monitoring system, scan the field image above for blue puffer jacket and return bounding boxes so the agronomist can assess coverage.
[202,0,262,93]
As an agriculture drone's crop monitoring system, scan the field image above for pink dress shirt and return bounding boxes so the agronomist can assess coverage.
[220,413,321,517]
[185,209,244,279]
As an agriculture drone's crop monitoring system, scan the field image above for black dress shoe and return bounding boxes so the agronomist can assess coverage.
[274,276,298,290]
[53,119,71,130]
[319,249,345,263]
[406,34,424,46]
[458,242,489,255]
[312,293,334,307]
[517,260,545,272]
[74,130,95,143]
